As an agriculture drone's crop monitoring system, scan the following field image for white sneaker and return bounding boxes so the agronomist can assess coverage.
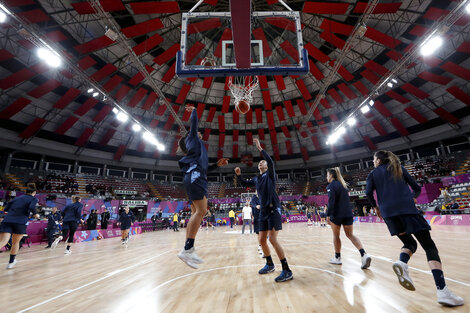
[177,247,204,268]
[125,238,129,244]
[6,260,17,269]
[51,236,62,249]
[392,261,415,291]
[329,257,342,265]
[437,286,464,307]
[361,254,372,269]
[64,249,72,255]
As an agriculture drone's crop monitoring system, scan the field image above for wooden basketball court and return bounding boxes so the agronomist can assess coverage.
[2,223,469,313]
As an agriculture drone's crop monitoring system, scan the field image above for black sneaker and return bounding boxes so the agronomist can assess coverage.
[275,270,293,282]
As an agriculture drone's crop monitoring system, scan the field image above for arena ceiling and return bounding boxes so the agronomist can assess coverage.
[0,0,469,167]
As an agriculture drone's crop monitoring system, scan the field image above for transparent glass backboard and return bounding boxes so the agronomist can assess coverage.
[176,11,309,77]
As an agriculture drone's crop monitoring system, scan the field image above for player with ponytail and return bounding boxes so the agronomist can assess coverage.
[366,150,463,307]
[326,168,371,269]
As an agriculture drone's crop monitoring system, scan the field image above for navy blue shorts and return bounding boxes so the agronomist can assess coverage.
[0,222,27,234]
[330,216,354,226]
[184,170,208,202]
[320,213,326,218]
[120,225,131,231]
[307,213,312,219]
[259,208,282,232]
[384,214,431,236]
[62,221,78,231]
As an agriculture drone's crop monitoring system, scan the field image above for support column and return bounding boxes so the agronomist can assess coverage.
[359,158,364,170]
[73,160,79,174]
[38,155,45,171]
[409,148,415,161]
[4,152,13,173]
[439,141,447,156]
[128,167,132,179]
[150,170,154,181]
[103,164,107,177]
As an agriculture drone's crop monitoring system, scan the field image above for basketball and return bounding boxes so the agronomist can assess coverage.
[236,100,250,114]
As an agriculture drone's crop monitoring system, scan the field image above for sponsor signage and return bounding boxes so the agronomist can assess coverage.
[122,200,148,206]
[115,190,138,195]
[350,190,366,196]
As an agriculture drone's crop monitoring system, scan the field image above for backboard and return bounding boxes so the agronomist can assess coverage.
[176,11,309,77]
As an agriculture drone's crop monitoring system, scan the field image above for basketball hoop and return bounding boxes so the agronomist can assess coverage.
[228,76,259,106]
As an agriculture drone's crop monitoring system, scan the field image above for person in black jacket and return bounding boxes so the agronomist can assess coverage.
[61,196,84,255]
[118,206,134,245]
[151,213,158,231]
[0,183,39,269]
[87,209,97,230]
[326,168,370,269]
[366,150,463,307]
[235,138,293,283]
[45,207,62,249]
[101,209,110,230]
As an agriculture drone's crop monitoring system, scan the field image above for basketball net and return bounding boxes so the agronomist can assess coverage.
[200,54,216,67]
[228,76,259,105]
[240,192,256,203]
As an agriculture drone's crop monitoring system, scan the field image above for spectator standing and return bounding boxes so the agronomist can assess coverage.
[241,200,253,234]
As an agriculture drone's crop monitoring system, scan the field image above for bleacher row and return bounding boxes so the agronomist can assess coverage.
[2,152,469,210]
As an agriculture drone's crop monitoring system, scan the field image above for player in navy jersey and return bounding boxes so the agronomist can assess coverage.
[251,193,263,257]
[0,183,39,269]
[366,150,463,307]
[177,105,228,269]
[235,138,293,282]
[61,196,84,255]
[118,206,135,245]
[326,168,371,269]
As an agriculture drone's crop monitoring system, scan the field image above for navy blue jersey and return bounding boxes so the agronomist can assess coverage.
[119,211,135,228]
[250,195,260,219]
[366,165,421,218]
[3,194,38,224]
[178,110,208,175]
[47,212,62,228]
[61,202,83,223]
[327,180,353,218]
[238,150,280,213]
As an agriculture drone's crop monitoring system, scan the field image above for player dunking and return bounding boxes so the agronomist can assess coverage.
[177,105,228,269]
[366,150,463,307]
[235,138,293,282]
[326,168,371,269]
[0,183,39,269]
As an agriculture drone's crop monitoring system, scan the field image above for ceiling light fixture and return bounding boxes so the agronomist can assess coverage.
[132,124,141,132]
[37,47,62,68]
[360,106,370,114]
[116,112,128,122]
[420,35,443,56]
[347,117,356,126]
[0,10,6,23]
